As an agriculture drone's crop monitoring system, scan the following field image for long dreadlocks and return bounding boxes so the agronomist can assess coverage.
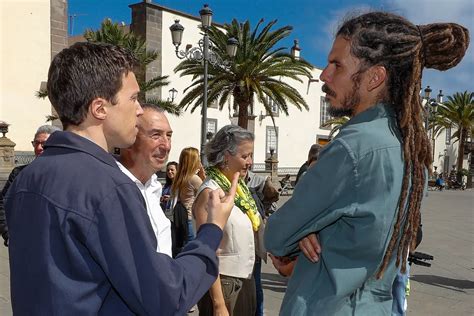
[336,12,469,278]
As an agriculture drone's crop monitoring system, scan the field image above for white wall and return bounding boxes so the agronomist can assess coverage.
[161,11,234,163]
[0,0,52,150]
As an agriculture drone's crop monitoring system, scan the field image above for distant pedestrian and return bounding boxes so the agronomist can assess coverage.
[161,161,178,211]
[245,170,279,316]
[0,124,60,247]
[171,147,205,255]
[295,144,322,185]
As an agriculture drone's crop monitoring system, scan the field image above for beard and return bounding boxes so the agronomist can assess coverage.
[322,83,360,118]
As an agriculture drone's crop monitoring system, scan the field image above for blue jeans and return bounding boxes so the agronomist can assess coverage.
[392,262,410,316]
[186,219,195,243]
[253,258,264,316]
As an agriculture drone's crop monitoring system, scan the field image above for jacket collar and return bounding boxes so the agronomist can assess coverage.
[43,131,119,169]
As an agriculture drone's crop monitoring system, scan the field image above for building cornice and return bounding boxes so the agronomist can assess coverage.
[128,1,224,27]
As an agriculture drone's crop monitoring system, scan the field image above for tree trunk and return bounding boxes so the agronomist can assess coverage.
[237,101,249,129]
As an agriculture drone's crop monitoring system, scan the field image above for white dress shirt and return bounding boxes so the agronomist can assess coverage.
[117,162,172,257]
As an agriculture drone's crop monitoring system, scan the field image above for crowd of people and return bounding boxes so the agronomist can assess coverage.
[0,10,469,316]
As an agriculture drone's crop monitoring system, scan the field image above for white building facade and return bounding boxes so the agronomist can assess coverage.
[131,1,331,170]
[0,0,67,161]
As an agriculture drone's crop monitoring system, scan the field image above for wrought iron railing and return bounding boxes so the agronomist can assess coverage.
[252,163,299,175]
[14,151,35,166]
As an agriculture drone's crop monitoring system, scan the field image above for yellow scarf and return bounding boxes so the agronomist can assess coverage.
[206,167,260,231]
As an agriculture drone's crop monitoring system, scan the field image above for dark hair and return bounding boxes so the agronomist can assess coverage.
[307,144,322,164]
[47,42,138,129]
[337,12,469,278]
[165,161,178,186]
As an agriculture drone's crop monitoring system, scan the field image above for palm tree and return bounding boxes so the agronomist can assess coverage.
[174,19,313,129]
[430,91,474,173]
[84,19,180,115]
[321,116,350,138]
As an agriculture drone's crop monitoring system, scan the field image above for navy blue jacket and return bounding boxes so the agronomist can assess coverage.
[0,164,28,241]
[5,131,222,315]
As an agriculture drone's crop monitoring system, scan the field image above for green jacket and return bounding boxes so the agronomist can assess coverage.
[265,103,406,315]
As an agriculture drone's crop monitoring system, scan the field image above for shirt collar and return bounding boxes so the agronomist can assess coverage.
[342,103,397,129]
[116,161,162,192]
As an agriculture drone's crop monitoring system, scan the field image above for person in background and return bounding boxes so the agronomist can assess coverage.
[171,147,205,255]
[265,12,468,315]
[435,173,445,191]
[161,161,178,211]
[245,170,279,316]
[117,103,173,256]
[0,124,61,246]
[294,144,322,185]
[194,124,262,316]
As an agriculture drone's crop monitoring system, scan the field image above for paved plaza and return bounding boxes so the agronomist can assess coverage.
[0,189,472,315]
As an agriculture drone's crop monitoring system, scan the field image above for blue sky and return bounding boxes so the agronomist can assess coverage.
[69,0,473,98]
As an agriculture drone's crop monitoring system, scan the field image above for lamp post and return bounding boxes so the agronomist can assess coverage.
[423,85,432,130]
[170,4,238,164]
[424,86,443,161]
[291,39,301,60]
[168,88,177,102]
[433,90,443,160]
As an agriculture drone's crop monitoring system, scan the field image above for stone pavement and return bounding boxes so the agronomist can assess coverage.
[0,189,472,315]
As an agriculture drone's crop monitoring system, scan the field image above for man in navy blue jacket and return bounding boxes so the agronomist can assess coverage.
[5,42,238,315]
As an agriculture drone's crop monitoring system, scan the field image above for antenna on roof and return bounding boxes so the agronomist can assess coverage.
[69,13,88,36]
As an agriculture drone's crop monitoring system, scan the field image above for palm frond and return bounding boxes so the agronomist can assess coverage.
[174,17,313,128]
[36,89,48,99]
[145,98,181,116]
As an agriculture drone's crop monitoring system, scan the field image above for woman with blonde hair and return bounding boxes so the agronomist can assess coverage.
[194,125,262,316]
[171,147,205,256]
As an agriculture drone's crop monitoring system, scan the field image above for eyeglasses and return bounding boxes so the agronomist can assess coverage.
[31,140,46,147]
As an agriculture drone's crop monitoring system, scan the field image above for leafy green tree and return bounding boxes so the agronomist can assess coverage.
[84,19,179,115]
[430,91,474,170]
[321,116,349,138]
[174,19,313,129]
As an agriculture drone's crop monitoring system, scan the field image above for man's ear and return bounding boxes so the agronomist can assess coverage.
[367,66,387,91]
[90,98,108,121]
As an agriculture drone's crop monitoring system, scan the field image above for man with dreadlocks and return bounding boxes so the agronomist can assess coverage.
[265,11,469,315]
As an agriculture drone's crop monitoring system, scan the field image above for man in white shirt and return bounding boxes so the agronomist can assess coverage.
[118,103,173,256]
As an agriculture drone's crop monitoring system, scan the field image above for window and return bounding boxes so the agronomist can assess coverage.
[320,96,332,129]
[206,119,217,140]
[266,97,279,117]
[265,126,278,158]
[445,127,451,145]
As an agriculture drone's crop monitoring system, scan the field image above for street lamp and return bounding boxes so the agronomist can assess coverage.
[291,39,301,59]
[168,88,178,102]
[423,86,443,161]
[170,4,238,164]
